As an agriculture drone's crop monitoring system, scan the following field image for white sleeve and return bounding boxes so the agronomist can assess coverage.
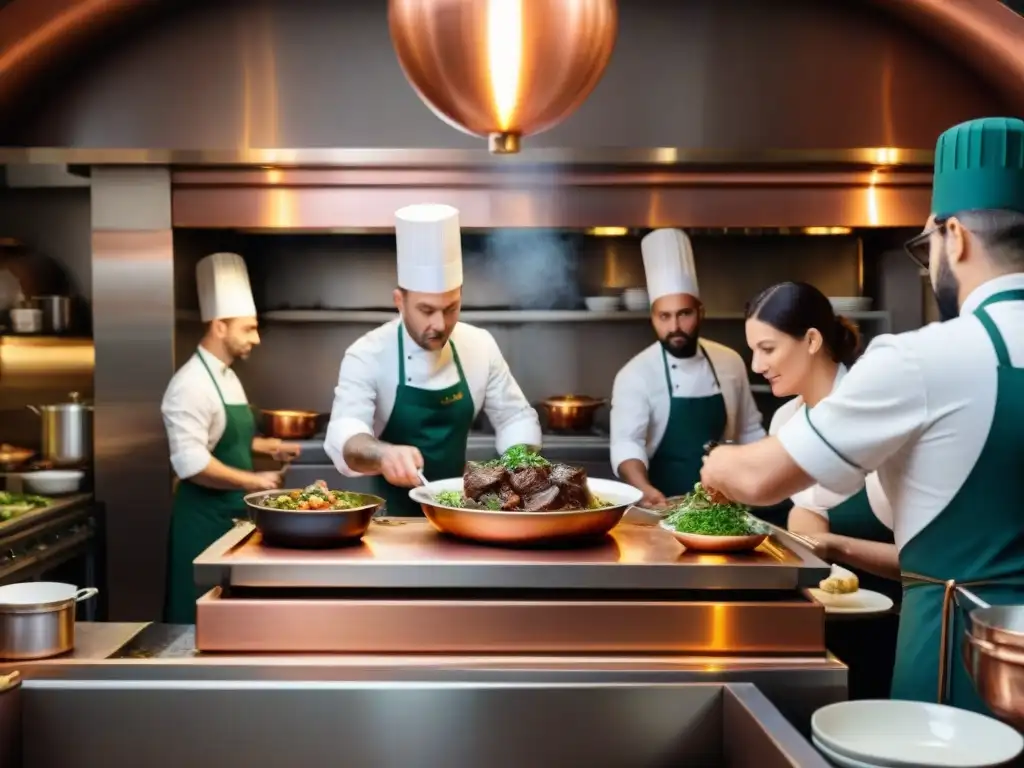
[776,336,927,495]
[610,365,651,474]
[735,377,767,444]
[323,342,377,477]
[161,379,216,480]
[790,488,829,517]
[482,333,543,452]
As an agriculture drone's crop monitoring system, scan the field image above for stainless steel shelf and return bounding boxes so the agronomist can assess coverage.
[256,309,892,324]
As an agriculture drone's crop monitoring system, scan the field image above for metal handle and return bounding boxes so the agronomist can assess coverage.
[956,585,992,611]
[73,588,99,603]
[25,405,39,416]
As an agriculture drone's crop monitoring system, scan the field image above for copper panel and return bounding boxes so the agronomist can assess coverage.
[195,587,824,654]
[0,336,93,409]
[171,177,931,229]
[194,521,830,591]
[0,0,1017,148]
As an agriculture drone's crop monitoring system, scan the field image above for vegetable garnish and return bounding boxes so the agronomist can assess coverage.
[481,444,550,470]
[662,483,764,537]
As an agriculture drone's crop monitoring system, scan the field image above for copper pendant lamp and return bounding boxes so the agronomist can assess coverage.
[389,0,618,154]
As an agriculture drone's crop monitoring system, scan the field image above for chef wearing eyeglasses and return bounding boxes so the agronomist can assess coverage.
[701,116,1024,715]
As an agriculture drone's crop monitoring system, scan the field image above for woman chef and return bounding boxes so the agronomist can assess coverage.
[610,228,765,508]
[161,252,301,624]
[324,203,542,516]
[701,116,1024,715]
[746,281,901,699]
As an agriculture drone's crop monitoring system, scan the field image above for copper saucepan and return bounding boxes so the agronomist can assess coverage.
[260,410,320,440]
[539,395,607,431]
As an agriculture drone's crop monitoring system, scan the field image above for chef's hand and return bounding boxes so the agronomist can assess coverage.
[246,471,283,492]
[273,441,302,462]
[379,444,424,487]
[700,446,733,504]
[639,486,668,508]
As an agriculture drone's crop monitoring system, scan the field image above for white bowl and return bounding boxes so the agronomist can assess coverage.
[829,296,872,312]
[812,699,1024,767]
[584,296,620,312]
[21,469,84,495]
[0,581,98,608]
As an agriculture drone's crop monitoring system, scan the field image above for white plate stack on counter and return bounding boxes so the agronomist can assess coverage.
[811,699,1023,767]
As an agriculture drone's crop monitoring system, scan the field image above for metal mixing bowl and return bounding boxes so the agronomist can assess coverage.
[243,489,384,548]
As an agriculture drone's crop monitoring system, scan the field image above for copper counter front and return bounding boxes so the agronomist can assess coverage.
[195,587,824,655]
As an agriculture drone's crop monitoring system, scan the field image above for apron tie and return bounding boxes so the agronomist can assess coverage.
[901,571,997,704]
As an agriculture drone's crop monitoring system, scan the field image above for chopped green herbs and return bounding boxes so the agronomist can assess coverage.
[663,484,763,537]
[481,444,549,470]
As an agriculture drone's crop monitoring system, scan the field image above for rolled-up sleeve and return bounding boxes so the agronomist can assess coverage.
[161,381,215,480]
[610,366,651,474]
[777,337,927,496]
[482,333,542,452]
[324,343,377,477]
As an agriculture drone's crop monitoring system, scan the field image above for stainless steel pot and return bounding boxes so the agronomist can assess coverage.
[27,391,93,466]
[32,295,72,334]
[0,587,98,660]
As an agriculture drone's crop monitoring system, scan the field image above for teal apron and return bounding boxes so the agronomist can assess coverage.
[372,324,476,517]
[894,289,1024,712]
[163,352,256,624]
[822,487,901,700]
[647,344,728,497]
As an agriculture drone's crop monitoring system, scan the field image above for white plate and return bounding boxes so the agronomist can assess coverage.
[807,587,894,615]
[812,699,1024,767]
[812,736,879,768]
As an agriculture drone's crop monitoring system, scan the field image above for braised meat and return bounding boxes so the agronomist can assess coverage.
[463,460,592,513]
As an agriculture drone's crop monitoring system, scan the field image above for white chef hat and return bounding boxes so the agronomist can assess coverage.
[641,228,699,303]
[394,203,463,293]
[196,252,257,322]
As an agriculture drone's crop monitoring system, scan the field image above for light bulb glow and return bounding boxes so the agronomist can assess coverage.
[487,0,523,131]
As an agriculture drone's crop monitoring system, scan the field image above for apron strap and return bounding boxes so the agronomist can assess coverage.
[902,571,1007,704]
[195,350,228,406]
[973,289,1024,369]
[660,344,722,394]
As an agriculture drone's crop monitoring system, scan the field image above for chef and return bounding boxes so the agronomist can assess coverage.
[701,116,1024,715]
[324,203,542,516]
[161,252,300,624]
[610,228,766,507]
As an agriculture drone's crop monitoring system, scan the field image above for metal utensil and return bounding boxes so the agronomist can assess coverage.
[539,395,607,431]
[243,489,385,548]
[416,469,428,486]
[32,295,71,334]
[260,409,320,440]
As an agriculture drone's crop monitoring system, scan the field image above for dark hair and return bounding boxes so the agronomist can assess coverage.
[744,282,861,367]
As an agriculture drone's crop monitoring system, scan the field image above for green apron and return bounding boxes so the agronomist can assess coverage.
[372,324,476,517]
[647,344,728,497]
[164,351,256,624]
[823,487,901,700]
[894,288,1024,713]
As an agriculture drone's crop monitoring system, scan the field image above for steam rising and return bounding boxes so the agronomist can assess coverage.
[483,230,579,310]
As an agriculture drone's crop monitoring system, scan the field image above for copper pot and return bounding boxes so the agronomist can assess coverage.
[260,410,320,440]
[963,632,1024,730]
[539,395,607,431]
[0,444,33,468]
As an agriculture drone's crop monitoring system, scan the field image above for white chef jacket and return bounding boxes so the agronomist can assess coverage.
[325,318,542,476]
[778,272,1024,551]
[610,339,766,474]
[161,346,250,480]
[769,364,892,529]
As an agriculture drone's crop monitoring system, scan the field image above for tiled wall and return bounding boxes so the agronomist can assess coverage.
[173,229,922,427]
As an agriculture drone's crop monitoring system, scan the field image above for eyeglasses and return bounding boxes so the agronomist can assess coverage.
[903,217,948,273]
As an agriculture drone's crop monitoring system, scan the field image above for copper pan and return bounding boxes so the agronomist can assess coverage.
[539,395,607,431]
[968,604,1024,651]
[259,409,320,440]
[963,632,1024,730]
[0,444,33,468]
[408,477,642,547]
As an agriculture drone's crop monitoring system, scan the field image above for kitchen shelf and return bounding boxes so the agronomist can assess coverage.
[258,309,892,324]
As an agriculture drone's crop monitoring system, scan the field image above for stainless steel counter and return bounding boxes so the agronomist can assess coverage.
[0,623,840,767]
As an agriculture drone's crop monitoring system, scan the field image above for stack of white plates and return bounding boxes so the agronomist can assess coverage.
[811,700,1023,767]
[622,287,649,311]
[584,296,621,312]
[829,296,872,312]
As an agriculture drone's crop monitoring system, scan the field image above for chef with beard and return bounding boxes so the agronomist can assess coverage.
[611,228,766,508]
[701,117,1024,714]
[324,203,542,516]
[161,252,300,624]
